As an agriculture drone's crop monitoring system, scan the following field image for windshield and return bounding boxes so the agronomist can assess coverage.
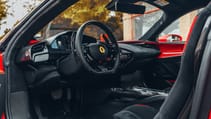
[38,0,163,41]
[123,2,164,40]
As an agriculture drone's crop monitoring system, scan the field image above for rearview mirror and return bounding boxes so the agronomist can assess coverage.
[106,1,146,14]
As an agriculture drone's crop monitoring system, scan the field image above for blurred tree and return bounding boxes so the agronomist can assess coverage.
[51,0,123,40]
[0,0,123,40]
[0,0,43,39]
[0,0,7,25]
[59,0,120,25]
[0,28,9,39]
[0,0,8,39]
[23,0,43,12]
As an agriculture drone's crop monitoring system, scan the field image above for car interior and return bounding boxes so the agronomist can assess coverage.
[2,0,211,119]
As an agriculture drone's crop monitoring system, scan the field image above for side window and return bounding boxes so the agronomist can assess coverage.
[158,10,199,43]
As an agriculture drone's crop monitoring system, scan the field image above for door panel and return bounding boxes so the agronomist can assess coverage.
[156,42,185,81]
[143,56,182,90]
[154,56,181,82]
[118,40,184,89]
[157,42,185,59]
[147,42,185,89]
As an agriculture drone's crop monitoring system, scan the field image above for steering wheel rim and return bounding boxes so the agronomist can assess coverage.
[75,20,120,74]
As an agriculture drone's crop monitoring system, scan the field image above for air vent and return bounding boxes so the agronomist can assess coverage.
[31,43,45,53]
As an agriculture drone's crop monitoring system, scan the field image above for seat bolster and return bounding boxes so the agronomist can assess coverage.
[114,105,158,119]
[114,110,141,119]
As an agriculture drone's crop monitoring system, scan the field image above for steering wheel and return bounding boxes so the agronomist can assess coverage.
[75,20,120,74]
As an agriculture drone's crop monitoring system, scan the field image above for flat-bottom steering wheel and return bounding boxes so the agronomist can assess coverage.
[75,20,120,74]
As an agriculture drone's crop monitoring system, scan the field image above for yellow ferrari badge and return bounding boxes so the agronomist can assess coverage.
[99,46,105,54]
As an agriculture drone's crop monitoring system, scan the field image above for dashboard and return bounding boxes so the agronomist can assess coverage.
[17,31,160,74]
[15,30,161,88]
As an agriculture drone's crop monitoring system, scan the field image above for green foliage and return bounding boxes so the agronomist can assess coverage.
[0,0,43,39]
[0,0,123,40]
[52,0,123,40]
[0,0,7,25]
[23,0,42,12]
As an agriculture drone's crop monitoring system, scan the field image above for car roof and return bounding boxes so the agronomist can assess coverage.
[139,0,210,40]
[126,0,210,14]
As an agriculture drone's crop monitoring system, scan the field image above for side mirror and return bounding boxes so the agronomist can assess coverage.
[106,0,146,14]
[158,34,183,43]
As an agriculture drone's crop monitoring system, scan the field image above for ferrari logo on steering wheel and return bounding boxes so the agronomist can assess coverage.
[99,46,105,54]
